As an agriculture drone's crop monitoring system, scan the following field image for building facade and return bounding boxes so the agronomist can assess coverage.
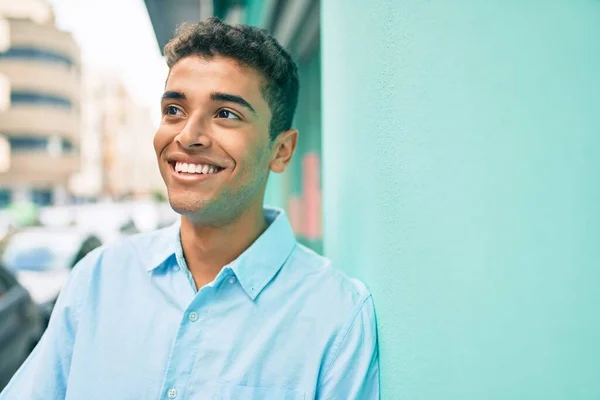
[70,70,164,201]
[0,0,81,207]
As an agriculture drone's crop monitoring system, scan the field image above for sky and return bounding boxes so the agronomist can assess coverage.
[47,0,168,127]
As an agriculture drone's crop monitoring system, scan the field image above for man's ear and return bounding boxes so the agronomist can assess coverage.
[269,129,298,173]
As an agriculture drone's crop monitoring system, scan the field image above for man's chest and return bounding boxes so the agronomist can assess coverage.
[65,282,322,399]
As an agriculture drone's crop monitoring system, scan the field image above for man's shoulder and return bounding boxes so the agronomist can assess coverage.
[77,225,176,272]
[109,225,175,253]
[290,243,371,295]
[286,243,372,314]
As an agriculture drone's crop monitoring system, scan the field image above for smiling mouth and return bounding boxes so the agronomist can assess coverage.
[169,161,225,176]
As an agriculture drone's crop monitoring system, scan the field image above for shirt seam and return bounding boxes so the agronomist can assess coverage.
[247,242,297,299]
[321,294,372,378]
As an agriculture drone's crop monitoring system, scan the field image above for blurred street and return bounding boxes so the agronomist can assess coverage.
[0,0,179,388]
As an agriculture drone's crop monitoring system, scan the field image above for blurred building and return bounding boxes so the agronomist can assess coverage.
[0,0,81,207]
[69,70,164,201]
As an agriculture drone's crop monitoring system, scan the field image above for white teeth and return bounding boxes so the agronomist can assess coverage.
[174,162,219,174]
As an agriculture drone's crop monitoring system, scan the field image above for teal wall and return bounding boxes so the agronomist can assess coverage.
[263,173,286,209]
[322,1,600,399]
[263,51,323,253]
[287,49,323,252]
[244,0,262,26]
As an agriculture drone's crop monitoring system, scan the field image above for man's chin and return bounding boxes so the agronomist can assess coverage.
[167,191,210,216]
[169,202,203,216]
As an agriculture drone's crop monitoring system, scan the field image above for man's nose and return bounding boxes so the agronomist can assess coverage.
[175,115,212,149]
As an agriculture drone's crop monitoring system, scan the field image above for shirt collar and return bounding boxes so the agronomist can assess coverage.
[145,207,297,300]
[228,207,296,300]
[145,221,180,271]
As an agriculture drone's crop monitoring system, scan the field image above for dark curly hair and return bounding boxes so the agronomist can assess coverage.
[164,17,299,140]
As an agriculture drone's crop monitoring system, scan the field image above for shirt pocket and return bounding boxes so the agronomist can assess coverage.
[213,384,306,400]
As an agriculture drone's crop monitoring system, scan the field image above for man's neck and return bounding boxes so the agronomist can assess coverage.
[179,206,268,290]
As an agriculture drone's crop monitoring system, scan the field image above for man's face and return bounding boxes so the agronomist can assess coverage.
[154,55,275,226]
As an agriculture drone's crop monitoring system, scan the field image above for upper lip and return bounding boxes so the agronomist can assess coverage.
[166,153,227,169]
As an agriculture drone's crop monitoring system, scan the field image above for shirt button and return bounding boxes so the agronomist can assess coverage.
[188,312,199,322]
[173,266,180,272]
[228,276,237,284]
[167,388,178,398]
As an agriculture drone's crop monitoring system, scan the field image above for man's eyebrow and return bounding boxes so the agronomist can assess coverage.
[211,92,257,115]
[161,91,186,101]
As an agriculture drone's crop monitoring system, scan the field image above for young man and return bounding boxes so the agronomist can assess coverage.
[1,18,379,399]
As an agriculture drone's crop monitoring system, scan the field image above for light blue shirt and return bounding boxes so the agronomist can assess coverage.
[1,208,379,399]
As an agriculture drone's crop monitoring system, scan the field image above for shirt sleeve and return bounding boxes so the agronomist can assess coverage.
[317,295,380,400]
[0,248,98,400]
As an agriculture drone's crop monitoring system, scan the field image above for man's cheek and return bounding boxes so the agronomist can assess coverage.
[153,132,171,157]
[152,134,162,155]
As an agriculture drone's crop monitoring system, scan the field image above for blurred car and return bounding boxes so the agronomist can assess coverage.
[1,227,102,326]
[0,262,43,390]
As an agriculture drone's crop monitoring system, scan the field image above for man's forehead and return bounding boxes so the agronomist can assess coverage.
[168,55,259,82]
[169,60,255,93]
[164,56,269,114]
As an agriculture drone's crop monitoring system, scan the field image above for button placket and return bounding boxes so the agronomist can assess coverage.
[188,311,199,322]
[162,290,215,400]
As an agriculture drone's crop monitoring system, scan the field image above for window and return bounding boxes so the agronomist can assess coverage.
[30,189,53,206]
[61,138,74,153]
[0,47,74,68]
[0,188,11,208]
[7,135,76,154]
[11,91,72,109]
[8,136,49,152]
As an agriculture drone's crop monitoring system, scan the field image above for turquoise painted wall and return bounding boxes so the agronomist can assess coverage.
[263,173,285,209]
[321,1,600,399]
[287,50,323,252]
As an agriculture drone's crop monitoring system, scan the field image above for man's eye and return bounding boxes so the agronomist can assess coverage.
[216,109,240,120]
[165,106,181,116]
